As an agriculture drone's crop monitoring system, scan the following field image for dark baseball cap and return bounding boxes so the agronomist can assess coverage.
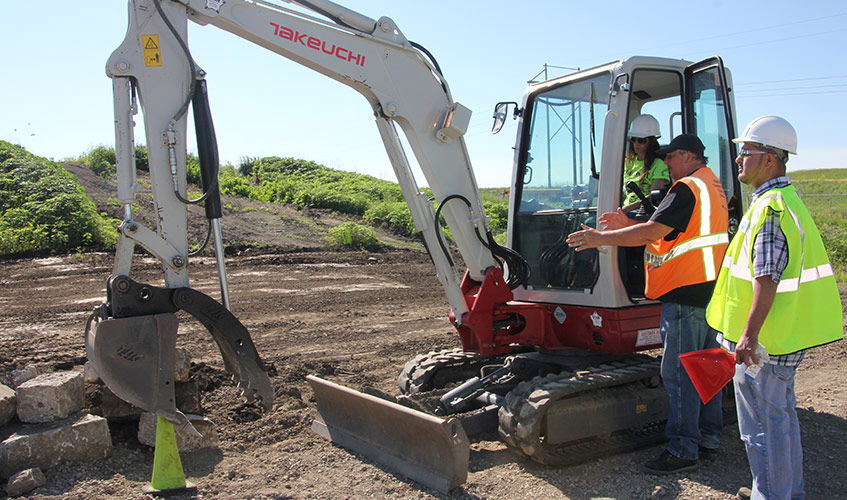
[655,134,705,158]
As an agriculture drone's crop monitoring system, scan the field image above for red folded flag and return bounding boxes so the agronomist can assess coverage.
[679,348,735,404]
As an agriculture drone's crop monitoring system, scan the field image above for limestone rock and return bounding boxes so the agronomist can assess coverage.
[16,371,84,423]
[5,468,46,497]
[10,364,51,388]
[0,413,111,478]
[0,384,15,426]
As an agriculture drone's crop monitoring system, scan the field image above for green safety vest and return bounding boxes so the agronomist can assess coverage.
[706,185,843,355]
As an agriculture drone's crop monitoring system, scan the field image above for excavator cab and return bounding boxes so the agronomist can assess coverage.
[508,56,742,308]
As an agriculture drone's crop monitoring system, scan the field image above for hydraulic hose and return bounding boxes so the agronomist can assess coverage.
[192,79,223,220]
[434,195,529,290]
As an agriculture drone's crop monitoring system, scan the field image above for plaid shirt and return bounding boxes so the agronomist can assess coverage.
[717,176,805,366]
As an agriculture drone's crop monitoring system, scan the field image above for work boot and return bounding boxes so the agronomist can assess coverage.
[698,446,718,460]
[642,450,698,475]
[737,486,752,499]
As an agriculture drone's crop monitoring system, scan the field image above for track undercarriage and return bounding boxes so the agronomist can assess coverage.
[396,348,668,465]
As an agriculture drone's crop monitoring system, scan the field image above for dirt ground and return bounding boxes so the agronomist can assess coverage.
[0,164,845,499]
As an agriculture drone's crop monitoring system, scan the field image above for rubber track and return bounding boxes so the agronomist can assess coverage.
[498,356,664,466]
[397,348,481,394]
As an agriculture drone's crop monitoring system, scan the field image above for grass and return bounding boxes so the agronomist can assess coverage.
[791,169,847,282]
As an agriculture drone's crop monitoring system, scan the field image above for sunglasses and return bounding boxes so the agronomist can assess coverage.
[630,137,650,144]
[737,148,771,158]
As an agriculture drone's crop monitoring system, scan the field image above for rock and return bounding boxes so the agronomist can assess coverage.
[175,381,202,414]
[85,383,142,421]
[651,485,668,498]
[5,468,46,497]
[16,371,84,423]
[0,384,16,426]
[174,348,191,383]
[83,361,100,384]
[137,412,219,452]
[0,413,111,478]
[10,364,51,388]
[86,380,200,420]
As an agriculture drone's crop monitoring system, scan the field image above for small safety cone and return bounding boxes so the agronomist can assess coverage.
[679,348,736,404]
[142,416,196,496]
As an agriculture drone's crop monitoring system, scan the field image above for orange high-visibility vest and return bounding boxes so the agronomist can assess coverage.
[644,167,729,299]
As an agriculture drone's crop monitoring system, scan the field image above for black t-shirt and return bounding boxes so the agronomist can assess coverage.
[648,173,716,307]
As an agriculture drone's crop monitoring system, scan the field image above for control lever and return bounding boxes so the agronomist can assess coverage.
[625,181,656,213]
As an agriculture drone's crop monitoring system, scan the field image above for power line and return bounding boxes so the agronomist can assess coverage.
[735,83,847,93]
[638,13,846,52]
[736,75,847,86]
[713,27,847,53]
[735,89,847,98]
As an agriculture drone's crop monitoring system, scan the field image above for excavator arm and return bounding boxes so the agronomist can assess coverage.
[108,0,510,320]
[91,0,533,491]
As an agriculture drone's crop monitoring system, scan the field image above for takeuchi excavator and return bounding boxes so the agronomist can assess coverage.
[87,0,743,493]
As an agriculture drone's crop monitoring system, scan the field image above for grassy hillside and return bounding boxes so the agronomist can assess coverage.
[11,143,845,283]
[76,147,510,240]
[0,141,117,256]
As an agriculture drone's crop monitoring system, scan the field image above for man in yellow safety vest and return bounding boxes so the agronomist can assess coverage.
[706,116,843,500]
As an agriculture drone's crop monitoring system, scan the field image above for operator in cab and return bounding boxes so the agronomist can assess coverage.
[622,114,670,217]
[565,134,729,474]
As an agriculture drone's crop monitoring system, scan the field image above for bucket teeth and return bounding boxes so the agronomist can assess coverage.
[236,376,273,411]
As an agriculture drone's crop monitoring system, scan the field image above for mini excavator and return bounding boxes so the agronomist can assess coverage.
[88,0,742,492]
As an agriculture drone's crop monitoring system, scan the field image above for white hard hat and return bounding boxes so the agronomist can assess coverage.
[628,114,661,138]
[733,115,797,154]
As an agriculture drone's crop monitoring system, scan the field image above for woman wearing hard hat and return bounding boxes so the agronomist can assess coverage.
[622,114,670,216]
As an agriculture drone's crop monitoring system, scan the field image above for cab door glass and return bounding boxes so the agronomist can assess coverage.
[686,63,737,201]
[619,69,682,299]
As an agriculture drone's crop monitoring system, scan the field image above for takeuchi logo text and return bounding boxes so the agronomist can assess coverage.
[270,22,366,67]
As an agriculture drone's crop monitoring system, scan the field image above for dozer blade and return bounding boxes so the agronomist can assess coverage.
[306,375,469,493]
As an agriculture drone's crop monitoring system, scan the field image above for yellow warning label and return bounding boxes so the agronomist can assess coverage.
[142,35,162,67]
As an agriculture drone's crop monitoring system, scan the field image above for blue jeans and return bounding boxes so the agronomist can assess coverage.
[734,363,804,499]
[660,301,723,460]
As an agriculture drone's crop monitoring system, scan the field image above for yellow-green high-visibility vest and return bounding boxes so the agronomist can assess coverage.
[706,185,843,355]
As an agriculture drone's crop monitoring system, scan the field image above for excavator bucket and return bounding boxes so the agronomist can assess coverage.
[87,312,197,433]
[306,376,469,493]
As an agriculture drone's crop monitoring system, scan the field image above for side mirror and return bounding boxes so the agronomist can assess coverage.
[491,101,519,134]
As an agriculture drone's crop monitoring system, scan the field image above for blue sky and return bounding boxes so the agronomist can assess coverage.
[3,1,845,187]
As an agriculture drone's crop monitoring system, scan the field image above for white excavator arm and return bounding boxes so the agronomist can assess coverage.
[107,0,507,322]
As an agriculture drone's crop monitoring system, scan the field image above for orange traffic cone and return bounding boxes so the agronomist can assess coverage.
[679,348,736,404]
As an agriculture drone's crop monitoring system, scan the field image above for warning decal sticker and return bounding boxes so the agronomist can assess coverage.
[142,35,162,67]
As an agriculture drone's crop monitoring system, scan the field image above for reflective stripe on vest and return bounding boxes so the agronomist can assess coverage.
[645,232,730,268]
[719,194,834,293]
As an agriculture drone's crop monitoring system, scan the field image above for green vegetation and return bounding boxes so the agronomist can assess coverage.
[9,140,847,284]
[0,141,117,256]
[72,146,511,244]
[327,222,380,250]
[78,145,150,176]
[792,169,847,281]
